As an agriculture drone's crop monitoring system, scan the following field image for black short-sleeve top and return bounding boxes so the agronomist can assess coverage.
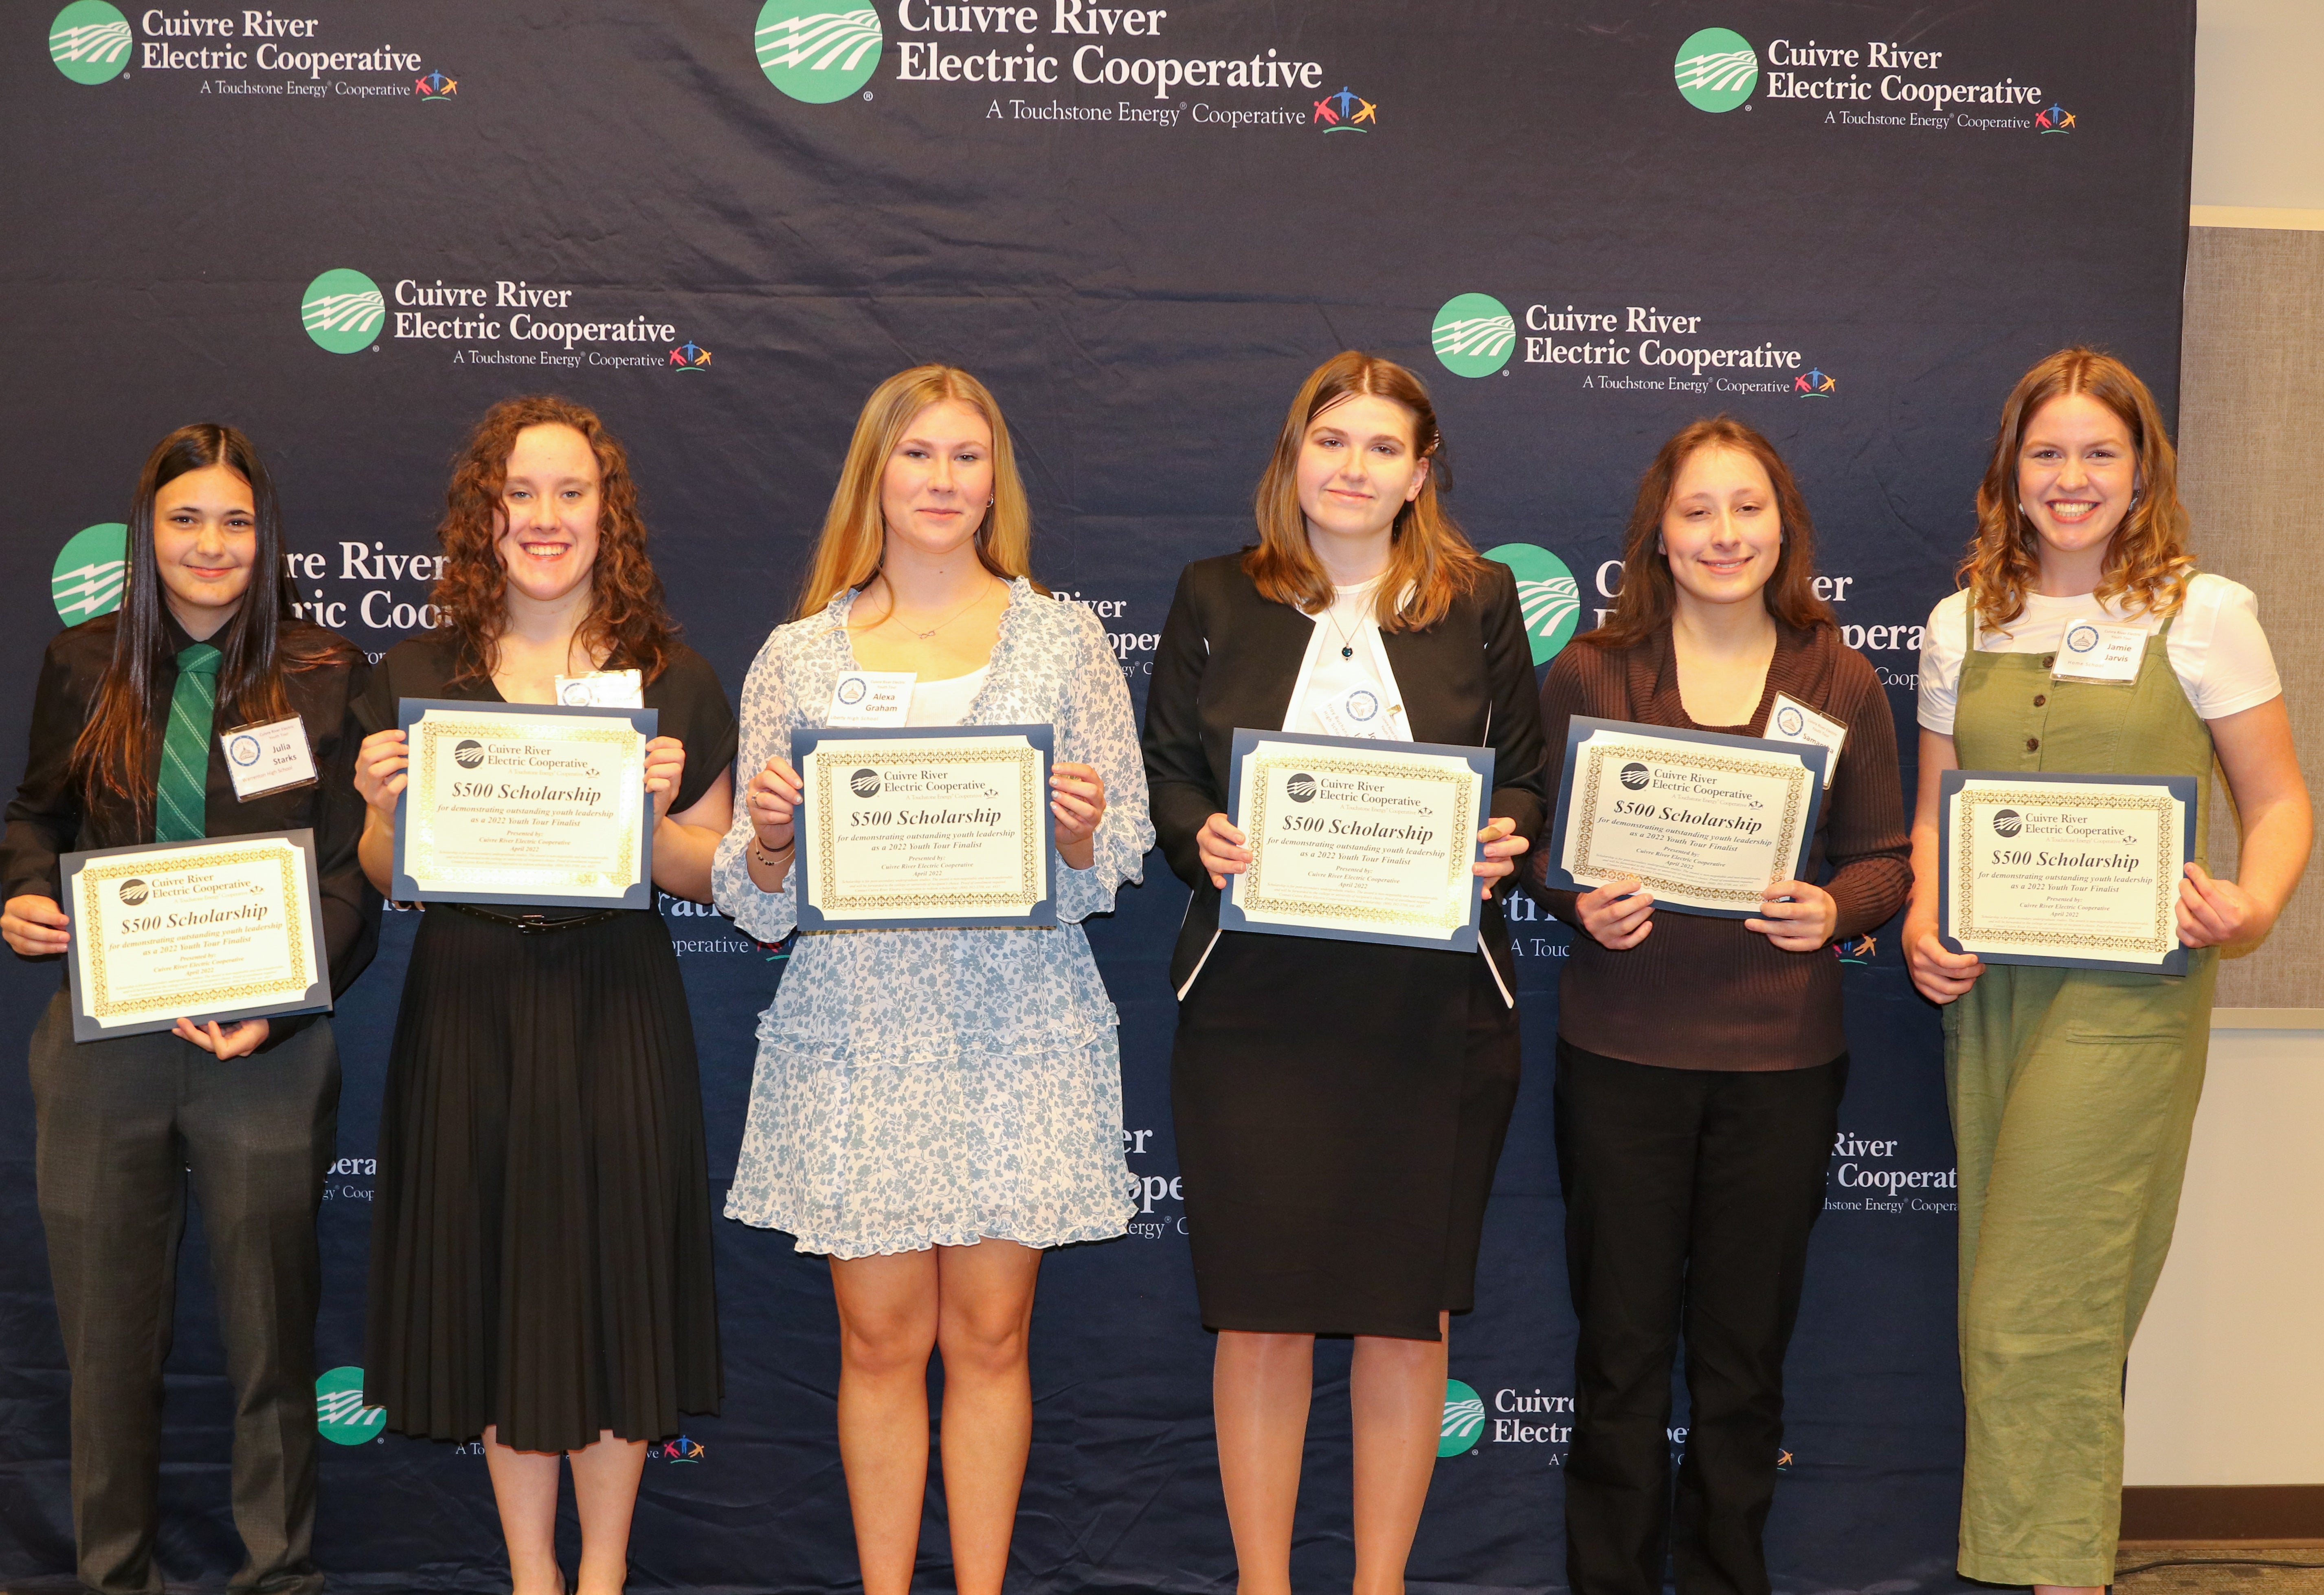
[355,631,739,845]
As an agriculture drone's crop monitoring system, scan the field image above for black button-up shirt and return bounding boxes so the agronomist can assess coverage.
[1,612,380,1019]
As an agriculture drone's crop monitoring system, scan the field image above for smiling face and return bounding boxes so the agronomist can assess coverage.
[151,463,258,640]
[2016,391,2139,583]
[1295,392,1429,564]
[879,400,995,562]
[492,422,603,606]
[1660,444,1782,616]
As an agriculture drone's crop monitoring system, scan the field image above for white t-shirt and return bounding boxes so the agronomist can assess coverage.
[904,664,989,727]
[1916,573,2280,735]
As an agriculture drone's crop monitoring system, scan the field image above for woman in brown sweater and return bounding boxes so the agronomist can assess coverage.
[1528,418,1909,1595]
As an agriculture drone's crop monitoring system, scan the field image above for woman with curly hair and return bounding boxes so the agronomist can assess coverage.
[1905,349,2309,1594]
[352,397,734,1595]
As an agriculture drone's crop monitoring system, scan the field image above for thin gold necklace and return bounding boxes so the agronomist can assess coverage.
[874,576,995,642]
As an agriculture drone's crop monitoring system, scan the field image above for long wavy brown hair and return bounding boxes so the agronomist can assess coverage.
[73,424,355,817]
[794,365,1042,619]
[1581,416,1834,650]
[433,396,679,684]
[1962,347,2194,631]
[1245,351,1487,631]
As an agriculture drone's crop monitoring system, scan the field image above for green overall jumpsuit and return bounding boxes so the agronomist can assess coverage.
[1945,607,2218,1589]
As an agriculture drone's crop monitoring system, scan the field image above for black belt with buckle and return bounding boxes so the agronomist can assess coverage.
[446,902,628,935]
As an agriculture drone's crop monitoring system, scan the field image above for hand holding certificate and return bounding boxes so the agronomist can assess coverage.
[1542,717,1829,919]
[63,829,330,1042]
[1937,770,2196,975]
[1219,729,1495,953]
[392,698,658,907]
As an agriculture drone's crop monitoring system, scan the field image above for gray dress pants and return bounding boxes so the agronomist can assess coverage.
[28,990,338,1595]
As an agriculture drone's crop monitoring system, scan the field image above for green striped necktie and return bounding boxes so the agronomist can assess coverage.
[153,642,222,843]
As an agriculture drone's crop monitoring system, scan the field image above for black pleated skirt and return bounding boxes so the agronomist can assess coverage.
[364,907,721,1451]
[1170,930,1520,1340]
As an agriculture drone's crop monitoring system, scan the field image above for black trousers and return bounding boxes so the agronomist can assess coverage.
[29,991,338,1595]
[1554,1040,1846,1595]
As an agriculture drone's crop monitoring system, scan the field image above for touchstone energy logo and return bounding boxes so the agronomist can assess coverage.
[669,341,713,370]
[302,269,385,354]
[1482,544,1579,665]
[1794,366,1837,396]
[315,1366,387,1445]
[1674,27,1756,111]
[2036,101,2076,132]
[53,522,128,623]
[1311,84,1375,131]
[1433,293,1516,378]
[414,67,457,99]
[1441,1379,1485,1457]
[50,2,132,83]
[757,0,884,102]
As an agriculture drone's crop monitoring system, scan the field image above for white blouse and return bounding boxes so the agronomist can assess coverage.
[1917,573,2280,735]
[1285,579,1412,740]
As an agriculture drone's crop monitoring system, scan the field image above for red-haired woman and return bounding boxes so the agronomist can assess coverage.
[351,397,735,1595]
[2,424,375,1595]
[1142,352,1547,1595]
[1905,351,2309,1594]
[1528,418,1909,1595]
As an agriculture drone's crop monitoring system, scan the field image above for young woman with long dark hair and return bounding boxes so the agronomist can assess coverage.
[351,396,735,1595]
[2,423,376,1595]
[1142,351,1547,1595]
[1906,350,2309,1594]
[1527,417,1909,1595]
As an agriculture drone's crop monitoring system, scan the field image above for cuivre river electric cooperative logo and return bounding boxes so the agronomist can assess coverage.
[315,1367,387,1445]
[303,269,386,354]
[1483,544,1579,665]
[53,523,129,623]
[49,2,131,82]
[1441,1379,1485,1457]
[1674,27,1758,112]
[1432,294,1517,379]
[757,1,883,101]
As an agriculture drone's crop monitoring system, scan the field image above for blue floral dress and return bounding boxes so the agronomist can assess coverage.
[714,581,1153,1257]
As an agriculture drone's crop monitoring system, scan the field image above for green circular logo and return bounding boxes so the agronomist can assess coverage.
[1674,27,1757,112]
[315,1366,386,1445]
[301,269,384,354]
[756,0,883,103]
[1432,293,1516,378]
[50,1,130,84]
[1440,1378,1485,1457]
[52,523,127,624]
[1483,543,1581,665]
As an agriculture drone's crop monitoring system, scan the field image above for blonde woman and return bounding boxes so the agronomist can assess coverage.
[714,365,1152,1595]
[1905,349,2309,1593]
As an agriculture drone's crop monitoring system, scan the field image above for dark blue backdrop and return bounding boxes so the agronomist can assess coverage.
[1,2,2191,1589]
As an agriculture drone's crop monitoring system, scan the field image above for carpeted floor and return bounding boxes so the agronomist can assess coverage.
[2117,1547,2324,1590]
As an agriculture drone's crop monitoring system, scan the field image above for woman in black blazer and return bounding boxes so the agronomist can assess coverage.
[1142,351,1548,1595]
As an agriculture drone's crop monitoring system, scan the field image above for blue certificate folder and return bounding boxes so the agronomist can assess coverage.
[1540,716,1830,920]
[1221,728,1495,955]
[1937,769,2197,976]
[791,724,1058,931]
[62,829,331,1042]
[393,698,659,909]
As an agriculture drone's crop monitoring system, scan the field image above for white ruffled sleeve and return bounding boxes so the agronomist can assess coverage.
[712,629,800,942]
[1052,605,1153,923]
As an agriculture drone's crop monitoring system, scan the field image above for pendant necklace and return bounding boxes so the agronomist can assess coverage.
[1324,592,1366,660]
[883,576,993,642]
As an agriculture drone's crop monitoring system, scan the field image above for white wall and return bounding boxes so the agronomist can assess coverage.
[2124,1026,2324,1486]
[2192,0,2324,212]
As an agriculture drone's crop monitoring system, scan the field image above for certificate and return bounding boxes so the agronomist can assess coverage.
[1938,770,2196,975]
[1542,717,1829,918]
[1221,729,1493,953]
[62,829,329,1041]
[791,724,1056,931]
[393,699,657,908]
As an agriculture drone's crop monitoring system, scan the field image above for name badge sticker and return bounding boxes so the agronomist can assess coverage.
[826,671,916,727]
[1762,693,1847,788]
[2051,621,2144,684]
[555,669,645,708]
[222,716,318,801]
[1314,684,1397,740]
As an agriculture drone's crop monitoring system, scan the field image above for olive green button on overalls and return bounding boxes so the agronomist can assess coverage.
[1944,609,2218,1590]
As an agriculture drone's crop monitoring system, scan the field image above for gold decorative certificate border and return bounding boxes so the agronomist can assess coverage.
[806,742,1045,916]
[1950,785,2177,955]
[1239,749,1479,933]
[1570,737,1810,906]
[406,712,644,894]
[76,842,312,1022]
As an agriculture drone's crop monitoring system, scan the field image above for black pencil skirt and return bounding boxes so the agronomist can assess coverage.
[1169,929,1520,1340]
